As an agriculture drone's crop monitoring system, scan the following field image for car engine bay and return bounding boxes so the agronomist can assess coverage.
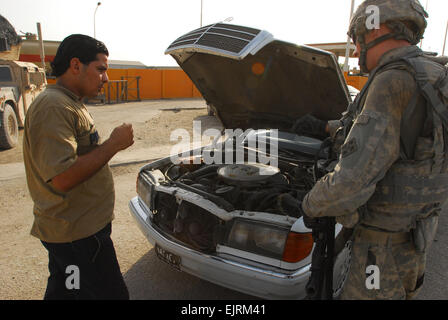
[137,131,334,253]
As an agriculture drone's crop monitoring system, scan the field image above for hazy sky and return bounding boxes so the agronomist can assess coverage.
[2,0,447,66]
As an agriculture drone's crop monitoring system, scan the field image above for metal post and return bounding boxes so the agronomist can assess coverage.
[94,2,101,38]
[125,81,128,102]
[136,76,141,101]
[200,0,203,27]
[443,20,448,56]
[116,82,119,102]
[36,22,46,72]
[343,0,356,73]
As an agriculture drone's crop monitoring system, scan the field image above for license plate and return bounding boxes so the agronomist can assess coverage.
[155,244,181,270]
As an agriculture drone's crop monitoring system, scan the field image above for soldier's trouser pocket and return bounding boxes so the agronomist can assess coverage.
[411,213,439,254]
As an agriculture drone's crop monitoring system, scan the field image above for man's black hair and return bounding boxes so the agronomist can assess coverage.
[50,34,109,77]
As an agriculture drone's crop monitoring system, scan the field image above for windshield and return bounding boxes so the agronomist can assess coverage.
[0,66,13,82]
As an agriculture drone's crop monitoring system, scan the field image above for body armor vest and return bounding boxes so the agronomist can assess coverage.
[340,49,448,232]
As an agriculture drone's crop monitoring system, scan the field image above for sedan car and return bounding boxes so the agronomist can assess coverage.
[129,23,353,300]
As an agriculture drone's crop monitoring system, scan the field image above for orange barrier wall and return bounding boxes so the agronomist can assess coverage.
[106,68,202,100]
[344,72,368,91]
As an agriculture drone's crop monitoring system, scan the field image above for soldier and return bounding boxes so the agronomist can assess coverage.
[23,34,134,299]
[292,0,448,299]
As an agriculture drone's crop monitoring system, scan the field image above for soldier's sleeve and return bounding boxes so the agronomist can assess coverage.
[27,104,78,183]
[302,69,417,217]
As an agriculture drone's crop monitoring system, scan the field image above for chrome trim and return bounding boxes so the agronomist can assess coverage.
[205,25,260,37]
[199,31,251,43]
[210,254,310,280]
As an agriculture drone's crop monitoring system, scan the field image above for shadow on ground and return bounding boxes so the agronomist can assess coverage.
[123,248,259,300]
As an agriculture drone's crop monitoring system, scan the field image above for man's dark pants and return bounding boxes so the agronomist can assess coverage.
[41,223,129,300]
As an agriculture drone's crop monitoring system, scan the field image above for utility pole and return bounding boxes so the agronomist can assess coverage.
[343,0,356,73]
[94,2,101,38]
[37,22,45,72]
[200,0,203,27]
[443,20,448,56]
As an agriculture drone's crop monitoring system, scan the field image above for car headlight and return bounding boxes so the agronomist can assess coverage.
[226,219,313,263]
[136,174,153,210]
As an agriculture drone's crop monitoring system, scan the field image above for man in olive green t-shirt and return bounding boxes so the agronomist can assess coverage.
[23,34,134,300]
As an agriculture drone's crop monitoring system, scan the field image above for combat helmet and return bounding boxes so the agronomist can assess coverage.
[348,0,428,73]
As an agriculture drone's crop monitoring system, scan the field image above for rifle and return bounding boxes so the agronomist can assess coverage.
[305,137,336,300]
[305,216,336,300]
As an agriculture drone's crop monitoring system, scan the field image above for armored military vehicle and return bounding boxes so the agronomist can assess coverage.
[1,14,46,149]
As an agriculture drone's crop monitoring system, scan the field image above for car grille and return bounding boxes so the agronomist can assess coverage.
[166,23,261,55]
[152,192,222,253]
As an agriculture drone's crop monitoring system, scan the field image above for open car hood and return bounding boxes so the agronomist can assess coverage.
[166,23,350,131]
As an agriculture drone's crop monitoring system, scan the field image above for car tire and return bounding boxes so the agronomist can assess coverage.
[0,103,19,149]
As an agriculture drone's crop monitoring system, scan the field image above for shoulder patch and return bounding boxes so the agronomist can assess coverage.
[356,114,370,125]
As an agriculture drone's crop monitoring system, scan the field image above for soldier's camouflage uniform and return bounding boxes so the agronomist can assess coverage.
[302,45,448,299]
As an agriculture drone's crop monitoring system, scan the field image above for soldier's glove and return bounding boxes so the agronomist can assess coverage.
[335,211,359,228]
[277,193,304,218]
[291,114,327,137]
[302,213,320,229]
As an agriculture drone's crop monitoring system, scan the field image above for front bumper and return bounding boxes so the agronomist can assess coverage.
[129,196,311,300]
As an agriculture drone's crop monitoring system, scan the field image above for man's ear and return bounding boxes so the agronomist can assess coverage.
[69,57,82,75]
